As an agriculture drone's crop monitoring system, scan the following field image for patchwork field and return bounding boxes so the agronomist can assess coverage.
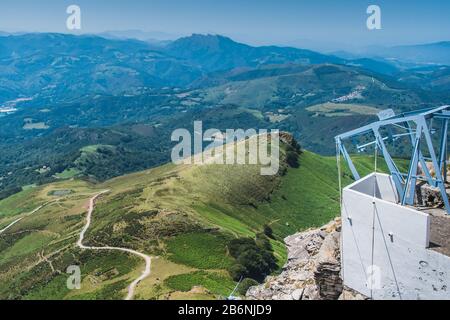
[306,102,381,117]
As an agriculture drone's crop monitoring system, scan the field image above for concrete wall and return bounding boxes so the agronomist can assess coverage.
[342,173,450,300]
[348,173,398,203]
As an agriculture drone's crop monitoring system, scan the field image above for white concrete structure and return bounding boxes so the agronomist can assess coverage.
[342,173,450,300]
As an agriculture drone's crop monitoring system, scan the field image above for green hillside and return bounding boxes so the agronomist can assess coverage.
[190,63,440,155]
[0,136,392,300]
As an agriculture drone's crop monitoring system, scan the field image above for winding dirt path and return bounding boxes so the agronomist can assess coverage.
[77,190,152,300]
[0,201,58,235]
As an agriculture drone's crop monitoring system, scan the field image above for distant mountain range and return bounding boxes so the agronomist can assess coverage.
[333,42,450,67]
[374,42,450,65]
[97,30,176,46]
[0,33,202,103]
[1,32,450,193]
[0,32,414,104]
[165,34,344,72]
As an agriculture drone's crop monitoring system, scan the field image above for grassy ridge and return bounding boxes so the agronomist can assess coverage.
[78,146,348,298]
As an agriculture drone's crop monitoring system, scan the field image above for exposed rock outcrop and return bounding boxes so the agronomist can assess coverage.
[246,218,367,300]
[416,182,444,208]
[314,229,342,299]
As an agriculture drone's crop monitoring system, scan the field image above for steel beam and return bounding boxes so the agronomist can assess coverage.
[405,122,435,187]
[336,106,450,141]
[439,119,448,183]
[337,138,360,181]
[374,128,404,198]
[335,105,450,214]
[403,124,422,206]
[420,118,450,214]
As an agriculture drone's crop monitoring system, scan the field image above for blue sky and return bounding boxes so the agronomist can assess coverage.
[1,0,449,50]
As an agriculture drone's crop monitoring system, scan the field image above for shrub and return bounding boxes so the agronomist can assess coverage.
[227,236,277,282]
[263,225,274,238]
[237,278,259,296]
[229,264,247,281]
[286,151,299,168]
[291,139,302,153]
[256,233,272,251]
[0,187,22,201]
[236,250,270,281]
[228,238,256,258]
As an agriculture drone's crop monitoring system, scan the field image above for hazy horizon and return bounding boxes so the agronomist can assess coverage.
[1,0,450,52]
